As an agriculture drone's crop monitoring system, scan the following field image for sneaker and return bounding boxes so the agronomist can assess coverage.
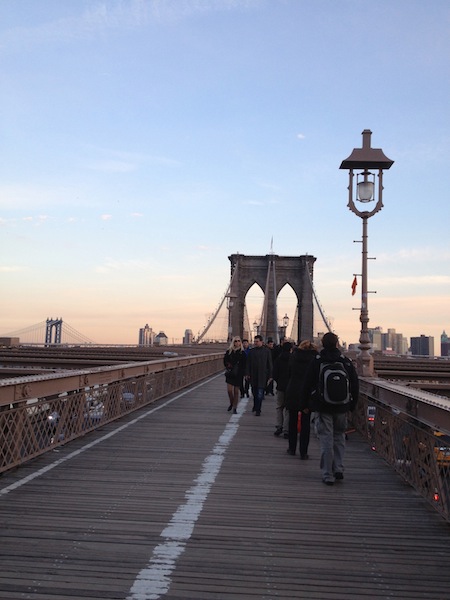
[273,427,283,437]
[255,410,261,416]
[334,472,344,480]
[323,479,334,486]
[286,449,296,455]
[233,408,237,414]
[300,454,309,460]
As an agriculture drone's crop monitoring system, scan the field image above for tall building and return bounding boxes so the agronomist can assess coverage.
[410,335,434,357]
[139,324,154,346]
[381,328,408,355]
[154,331,168,346]
[369,326,383,351]
[440,331,449,357]
[183,329,193,345]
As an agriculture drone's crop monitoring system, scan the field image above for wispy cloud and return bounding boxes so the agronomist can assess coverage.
[0,0,260,51]
[0,184,77,210]
[378,246,450,264]
[100,214,113,221]
[83,147,181,173]
[87,160,138,173]
[0,265,25,273]
[95,257,150,273]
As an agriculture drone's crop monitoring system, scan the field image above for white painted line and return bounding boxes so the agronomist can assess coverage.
[127,397,248,600]
[0,374,222,498]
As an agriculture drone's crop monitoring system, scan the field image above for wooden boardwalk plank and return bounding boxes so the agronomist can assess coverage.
[0,374,449,600]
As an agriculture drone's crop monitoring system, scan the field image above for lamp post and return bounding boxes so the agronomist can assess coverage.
[340,130,394,377]
[253,320,259,337]
[281,313,289,340]
[226,293,237,343]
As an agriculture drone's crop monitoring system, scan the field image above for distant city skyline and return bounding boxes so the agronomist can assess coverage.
[0,1,449,350]
[1,315,446,357]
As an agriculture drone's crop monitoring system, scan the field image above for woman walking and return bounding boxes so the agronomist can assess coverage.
[223,336,246,414]
[285,340,318,457]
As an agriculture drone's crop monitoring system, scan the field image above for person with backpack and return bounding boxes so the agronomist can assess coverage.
[300,332,359,485]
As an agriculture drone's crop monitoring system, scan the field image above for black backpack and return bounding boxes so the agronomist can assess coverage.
[317,356,351,407]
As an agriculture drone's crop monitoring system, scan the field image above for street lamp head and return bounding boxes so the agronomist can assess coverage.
[340,129,394,171]
[357,170,375,202]
[340,129,394,218]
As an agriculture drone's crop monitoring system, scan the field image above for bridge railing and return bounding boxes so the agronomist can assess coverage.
[0,353,223,475]
[352,378,450,522]
[2,356,450,522]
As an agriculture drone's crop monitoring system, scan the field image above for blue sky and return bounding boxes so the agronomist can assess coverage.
[0,0,449,350]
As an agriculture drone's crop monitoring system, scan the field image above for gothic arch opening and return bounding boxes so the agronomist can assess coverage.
[244,282,265,338]
[277,283,298,341]
[228,253,316,343]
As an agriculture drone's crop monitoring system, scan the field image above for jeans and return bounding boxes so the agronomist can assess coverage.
[253,387,265,413]
[317,412,347,481]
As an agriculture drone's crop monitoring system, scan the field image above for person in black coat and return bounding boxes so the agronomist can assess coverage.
[284,340,318,456]
[272,341,293,437]
[245,335,273,416]
[223,336,246,414]
[264,338,277,395]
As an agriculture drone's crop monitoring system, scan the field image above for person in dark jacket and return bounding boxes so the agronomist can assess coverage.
[245,335,273,416]
[272,341,293,437]
[264,338,277,395]
[285,340,318,456]
[301,332,359,485]
[223,336,246,414]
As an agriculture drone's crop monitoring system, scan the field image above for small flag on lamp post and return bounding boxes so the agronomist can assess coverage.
[351,276,357,296]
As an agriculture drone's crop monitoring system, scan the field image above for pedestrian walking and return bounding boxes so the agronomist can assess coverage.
[223,336,246,414]
[285,340,318,457]
[245,334,273,416]
[272,341,292,438]
[264,338,276,395]
[239,339,251,398]
[301,332,359,485]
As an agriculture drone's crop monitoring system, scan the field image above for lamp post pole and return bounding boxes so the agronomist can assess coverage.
[340,130,394,377]
[359,214,372,374]
[281,313,289,341]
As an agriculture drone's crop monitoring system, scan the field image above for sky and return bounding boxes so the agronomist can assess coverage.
[0,0,449,351]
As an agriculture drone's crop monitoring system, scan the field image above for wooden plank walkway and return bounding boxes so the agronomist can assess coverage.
[0,373,449,600]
